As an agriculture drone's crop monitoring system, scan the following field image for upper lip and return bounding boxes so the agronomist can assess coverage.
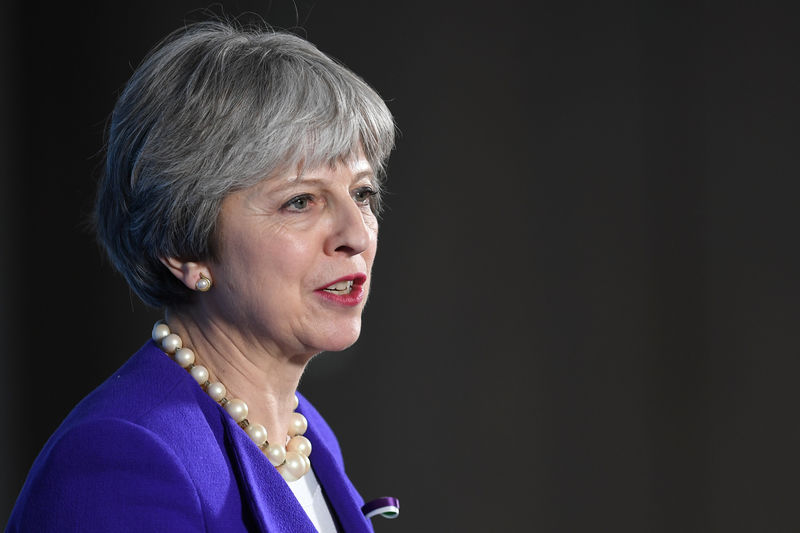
[316,273,367,291]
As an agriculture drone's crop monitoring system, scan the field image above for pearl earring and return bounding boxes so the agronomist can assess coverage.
[195,273,212,292]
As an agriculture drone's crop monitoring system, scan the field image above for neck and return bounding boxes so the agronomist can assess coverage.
[164,307,312,448]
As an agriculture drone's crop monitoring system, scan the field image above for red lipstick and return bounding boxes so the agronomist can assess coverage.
[315,273,367,307]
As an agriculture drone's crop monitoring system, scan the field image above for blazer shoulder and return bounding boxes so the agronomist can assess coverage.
[8,417,207,532]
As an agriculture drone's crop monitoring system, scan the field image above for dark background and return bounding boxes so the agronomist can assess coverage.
[2,1,799,531]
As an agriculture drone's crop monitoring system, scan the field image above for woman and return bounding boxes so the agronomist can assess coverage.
[7,21,397,532]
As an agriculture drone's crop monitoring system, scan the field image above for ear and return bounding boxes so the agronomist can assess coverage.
[160,257,212,291]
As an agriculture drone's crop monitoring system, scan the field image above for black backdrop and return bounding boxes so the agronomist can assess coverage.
[2,1,800,531]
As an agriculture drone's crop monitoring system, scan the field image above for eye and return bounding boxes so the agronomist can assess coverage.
[283,194,313,211]
[353,186,377,205]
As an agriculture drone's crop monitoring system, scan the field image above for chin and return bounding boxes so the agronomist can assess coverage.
[314,320,362,352]
[321,332,361,353]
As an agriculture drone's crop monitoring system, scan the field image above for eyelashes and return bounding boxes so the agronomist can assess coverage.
[283,194,313,211]
[353,186,377,205]
[281,187,378,212]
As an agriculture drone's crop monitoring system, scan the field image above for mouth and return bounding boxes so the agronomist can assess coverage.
[323,279,355,295]
[315,273,368,305]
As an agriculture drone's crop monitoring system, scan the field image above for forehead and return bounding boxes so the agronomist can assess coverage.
[286,155,374,185]
[290,142,372,179]
[236,155,374,204]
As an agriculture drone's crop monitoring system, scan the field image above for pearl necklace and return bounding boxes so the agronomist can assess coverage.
[151,321,313,482]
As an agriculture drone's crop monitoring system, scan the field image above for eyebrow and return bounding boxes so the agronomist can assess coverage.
[269,169,375,193]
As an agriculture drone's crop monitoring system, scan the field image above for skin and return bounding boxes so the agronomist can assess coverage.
[161,155,378,446]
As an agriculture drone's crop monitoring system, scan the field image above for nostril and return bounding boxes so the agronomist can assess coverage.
[334,244,358,255]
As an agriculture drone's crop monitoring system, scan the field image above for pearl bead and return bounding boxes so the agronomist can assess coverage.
[265,443,287,466]
[206,382,226,402]
[246,423,268,447]
[174,347,195,368]
[196,276,211,291]
[151,322,170,342]
[277,465,297,482]
[152,321,313,481]
[279,451,307,481]
[287,435,312,457]
[288,412,308,436]
[161,333,182,354]
[190,365,209,384]
[299,453,311,475]
[224,398,249,423]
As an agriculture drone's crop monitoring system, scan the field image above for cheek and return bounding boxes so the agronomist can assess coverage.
[256,234,318,282]
[214,230,285,288]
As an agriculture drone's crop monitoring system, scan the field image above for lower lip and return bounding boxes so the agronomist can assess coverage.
[315,285,365,307]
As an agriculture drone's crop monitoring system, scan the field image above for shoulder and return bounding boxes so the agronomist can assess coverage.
[7,417,206,532]
[8,342,226,532]
[64,340,191,422]
[50,341,225,444]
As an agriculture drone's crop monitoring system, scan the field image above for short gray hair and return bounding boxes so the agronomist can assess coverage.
[95,21,395,308]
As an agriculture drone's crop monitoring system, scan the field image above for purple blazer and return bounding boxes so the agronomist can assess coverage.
[7,341,376,532]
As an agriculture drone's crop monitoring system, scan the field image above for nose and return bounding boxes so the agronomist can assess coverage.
[324,199,373,256]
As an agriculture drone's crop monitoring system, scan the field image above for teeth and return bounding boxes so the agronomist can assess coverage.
[324,280,354,294]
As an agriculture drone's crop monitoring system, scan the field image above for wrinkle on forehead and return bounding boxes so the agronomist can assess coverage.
[238,156,374,207]
[286,155,374,184]
[282,142,371,182]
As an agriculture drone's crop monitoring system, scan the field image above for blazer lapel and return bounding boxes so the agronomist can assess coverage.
[222,412,317,533]
[300,405,375,533]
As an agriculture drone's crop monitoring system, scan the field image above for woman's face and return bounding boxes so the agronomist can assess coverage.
[205,155,379,358]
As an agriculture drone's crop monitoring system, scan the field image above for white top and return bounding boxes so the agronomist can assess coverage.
[287,468,338,532]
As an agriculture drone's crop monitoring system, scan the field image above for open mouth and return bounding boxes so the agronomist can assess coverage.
[323,280,354,295]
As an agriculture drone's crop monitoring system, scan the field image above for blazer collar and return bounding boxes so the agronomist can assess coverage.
[222,402,374,533]
[222,412,316,532]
